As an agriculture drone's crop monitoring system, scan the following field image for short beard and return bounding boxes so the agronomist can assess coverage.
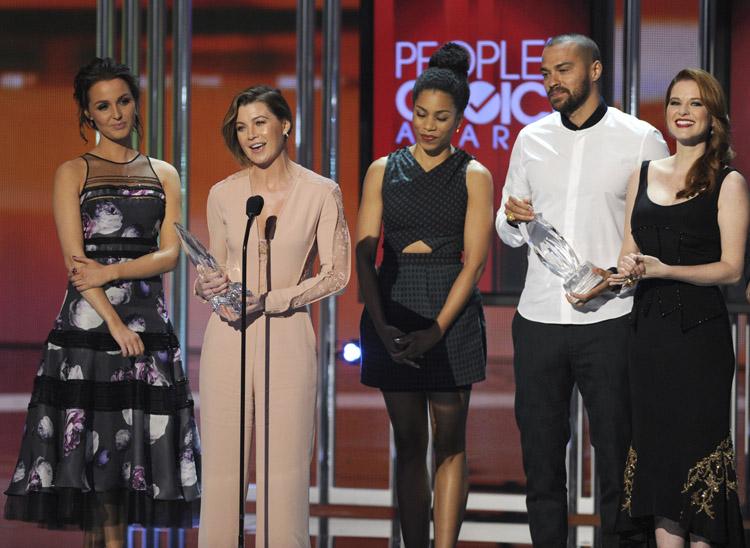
[553,77,592,116]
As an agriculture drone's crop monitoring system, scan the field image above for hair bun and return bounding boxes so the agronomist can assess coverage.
[428,42,470,80]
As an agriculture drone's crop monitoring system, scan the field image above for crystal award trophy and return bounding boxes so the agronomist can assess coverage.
[174,223,249,314]
[518,213,603,294]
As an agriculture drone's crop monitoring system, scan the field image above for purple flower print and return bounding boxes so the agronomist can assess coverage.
[111,367,135,382]
[157,295,168,323]
[105,281,132,305]
[91,202,123,235]
[126,315,146,333]
[63,408,85,457]
[37,416,53,440]
[138,280,152,297]
[12,461,25,483]
[85,431,99,463]
[149,415,169,444]
[131,465,147,490]
[58,359,69,380]
[26,457,53,491]
[134,357,168,386]
[60,360,83,381]
[180,447,197,487]
[155,349,169,363]
[81,212,94,239]
[69,298,104,330]
[96,449,110,467]
[115,429,131,451]
[121,225,143,238]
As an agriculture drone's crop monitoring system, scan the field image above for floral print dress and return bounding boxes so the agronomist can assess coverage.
[4,153,200,529]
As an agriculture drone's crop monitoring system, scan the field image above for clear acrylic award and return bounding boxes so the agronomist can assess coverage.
[519,213,603,294]
[174,223,249,314]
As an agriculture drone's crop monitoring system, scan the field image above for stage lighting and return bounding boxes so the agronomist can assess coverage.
[342,341,362,363]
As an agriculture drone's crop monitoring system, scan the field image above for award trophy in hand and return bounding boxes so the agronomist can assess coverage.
[519,213,603,294]
[174,223,250,314]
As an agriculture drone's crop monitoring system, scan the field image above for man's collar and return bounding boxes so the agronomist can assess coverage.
[560,96,608,131]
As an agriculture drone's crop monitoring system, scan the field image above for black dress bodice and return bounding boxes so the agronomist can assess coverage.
[631,161,736,331]
[381,147,472,258]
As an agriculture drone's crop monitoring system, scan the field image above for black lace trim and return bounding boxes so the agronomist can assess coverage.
[29,375,194,413]
[47,330,178,352]
[85,237,158,246]
[4,488,199,530]
[85,250,155,259]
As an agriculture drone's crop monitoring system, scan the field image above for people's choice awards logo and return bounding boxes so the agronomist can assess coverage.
[465,81,501,125]
[393,40,550,150]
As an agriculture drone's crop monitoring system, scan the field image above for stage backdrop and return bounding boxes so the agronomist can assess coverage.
[367,0,590,294]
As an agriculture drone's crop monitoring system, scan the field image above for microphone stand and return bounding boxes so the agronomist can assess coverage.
[239,197,262,548]
[262,216,277,548]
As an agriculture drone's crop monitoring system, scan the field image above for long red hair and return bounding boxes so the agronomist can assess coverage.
[664,68,734,199]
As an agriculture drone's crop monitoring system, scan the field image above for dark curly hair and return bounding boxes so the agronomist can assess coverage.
[665,68,734,199]
[412,42,471,114]
[73,57,141,142]
[221,85,293,166]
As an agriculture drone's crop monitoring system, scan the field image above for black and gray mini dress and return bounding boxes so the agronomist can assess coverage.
[360,147,486,391]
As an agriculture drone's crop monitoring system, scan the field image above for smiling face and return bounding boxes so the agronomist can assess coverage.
[85,78,137,143]
[666,79,712,146]
[235,101,291,168]
[411,89,460,154]
[541,42,599,116]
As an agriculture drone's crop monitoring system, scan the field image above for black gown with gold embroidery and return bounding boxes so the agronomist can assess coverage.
[619,162,744,545]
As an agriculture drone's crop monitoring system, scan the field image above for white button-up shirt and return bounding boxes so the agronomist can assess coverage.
[496,105,669,325]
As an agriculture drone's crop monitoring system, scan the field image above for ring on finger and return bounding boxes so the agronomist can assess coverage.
[506,211,516,222]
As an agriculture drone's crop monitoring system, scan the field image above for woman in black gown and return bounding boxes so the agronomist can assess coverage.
[4,58,200,547]
[612,68,748,546]
[357,43,493,547]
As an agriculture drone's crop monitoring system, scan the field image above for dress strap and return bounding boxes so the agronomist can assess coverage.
[635,160,651,201]
[638,160,650,188]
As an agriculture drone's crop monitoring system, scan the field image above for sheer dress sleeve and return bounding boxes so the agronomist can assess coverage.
[264,185,351,314]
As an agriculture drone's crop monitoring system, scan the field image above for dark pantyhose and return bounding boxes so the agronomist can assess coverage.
[383,389,471,548]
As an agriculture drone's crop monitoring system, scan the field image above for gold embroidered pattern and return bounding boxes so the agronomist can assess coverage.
[681,436,738,519]
[621,446,637,514]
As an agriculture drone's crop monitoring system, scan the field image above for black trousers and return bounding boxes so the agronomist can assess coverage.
[512,312,631,548]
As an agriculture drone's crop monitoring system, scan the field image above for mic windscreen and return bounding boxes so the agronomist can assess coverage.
[246,195,264,217]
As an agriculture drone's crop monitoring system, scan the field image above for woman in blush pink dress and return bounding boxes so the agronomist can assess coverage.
[194,85,350,547]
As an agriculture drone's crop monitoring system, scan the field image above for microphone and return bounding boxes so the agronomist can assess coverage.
[238,194,263,547]
[246,195,264,219]
[264,215,277,241]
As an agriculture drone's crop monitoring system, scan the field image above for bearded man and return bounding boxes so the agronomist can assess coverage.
[496,34,669,547]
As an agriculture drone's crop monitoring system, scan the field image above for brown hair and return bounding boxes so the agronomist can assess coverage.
[73,57,142,142]
[665,68,734,199]
[221,85,293,165]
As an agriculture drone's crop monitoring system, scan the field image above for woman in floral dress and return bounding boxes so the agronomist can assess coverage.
[4,58,200,547]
